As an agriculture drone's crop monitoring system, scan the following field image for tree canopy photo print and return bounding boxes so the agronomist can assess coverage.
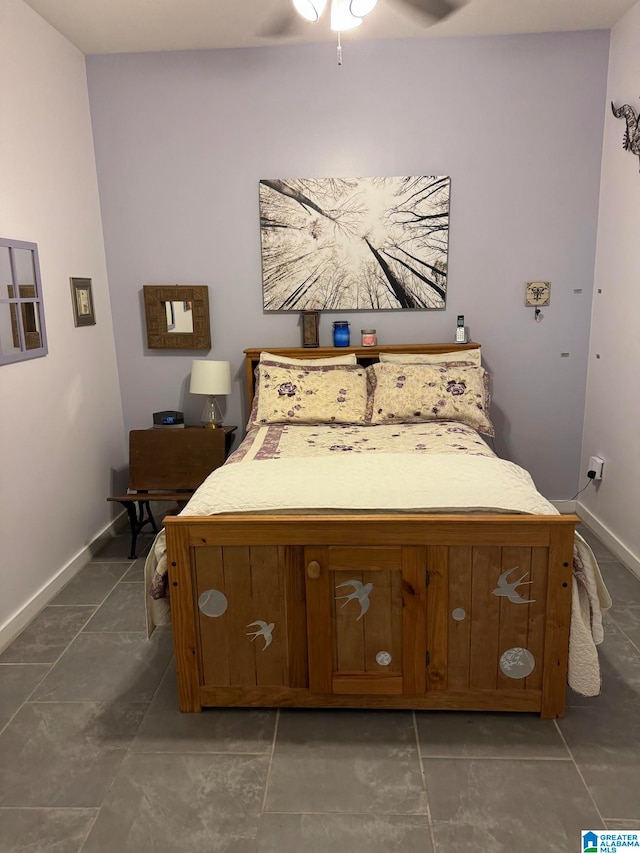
[259,176,450,311]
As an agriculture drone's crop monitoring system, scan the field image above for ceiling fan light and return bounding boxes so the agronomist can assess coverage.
[331,0,362,31]
[292,0,328,23]
[349,0,377,17]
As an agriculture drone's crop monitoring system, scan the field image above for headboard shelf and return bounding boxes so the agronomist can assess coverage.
[244,342,480,408]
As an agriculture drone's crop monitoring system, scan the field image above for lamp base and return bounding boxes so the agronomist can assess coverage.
[201,395,224,428]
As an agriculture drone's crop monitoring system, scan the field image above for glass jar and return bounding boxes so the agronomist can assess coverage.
[332,321,350,347]
[361,329,377,347]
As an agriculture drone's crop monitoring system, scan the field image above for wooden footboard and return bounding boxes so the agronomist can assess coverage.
[164,513,578,718]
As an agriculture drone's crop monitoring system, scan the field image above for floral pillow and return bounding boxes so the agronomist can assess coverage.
[253,361,368,425]
[366,362,494,436]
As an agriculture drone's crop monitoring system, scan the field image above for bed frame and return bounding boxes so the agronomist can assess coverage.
[164,343,578,718]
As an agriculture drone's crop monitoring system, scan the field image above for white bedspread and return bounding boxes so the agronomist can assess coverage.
[182,452,558,516]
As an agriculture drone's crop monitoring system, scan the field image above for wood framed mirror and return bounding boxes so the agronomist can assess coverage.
[143,285,211,350]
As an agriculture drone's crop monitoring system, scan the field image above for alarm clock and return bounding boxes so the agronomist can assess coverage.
[153,410,184,428]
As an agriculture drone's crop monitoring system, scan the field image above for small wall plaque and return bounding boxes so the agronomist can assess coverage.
[525,281,550,307]
[70,277,96,326]
[301,310,320,347]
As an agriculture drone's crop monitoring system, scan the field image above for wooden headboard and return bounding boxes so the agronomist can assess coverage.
[243,342,480,409]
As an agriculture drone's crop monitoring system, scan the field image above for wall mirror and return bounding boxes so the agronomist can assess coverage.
[0,237,48,366]
[143,285,210,350]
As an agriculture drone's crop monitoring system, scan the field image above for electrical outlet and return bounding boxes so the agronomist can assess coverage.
[588,456,604,480]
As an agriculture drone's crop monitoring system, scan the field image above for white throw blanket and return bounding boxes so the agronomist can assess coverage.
[145,452,611,696]
[182,453,558,516]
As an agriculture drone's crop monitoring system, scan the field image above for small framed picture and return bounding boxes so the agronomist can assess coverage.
[70,277,96,326]
[301,310,319,347]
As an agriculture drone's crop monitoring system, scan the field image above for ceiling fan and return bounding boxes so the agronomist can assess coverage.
[262,0,460,45]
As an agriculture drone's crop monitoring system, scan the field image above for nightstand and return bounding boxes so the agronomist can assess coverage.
[107,425,238,558]
[187,424,237,457]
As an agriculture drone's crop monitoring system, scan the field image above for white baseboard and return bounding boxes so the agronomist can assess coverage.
[0,511,127,654]
[576,501,640,580]
[551,500,577,513]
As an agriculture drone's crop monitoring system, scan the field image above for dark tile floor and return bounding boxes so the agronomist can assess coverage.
[0,525,639,851]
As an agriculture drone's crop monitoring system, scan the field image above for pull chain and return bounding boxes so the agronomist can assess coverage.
[337,31,343,66]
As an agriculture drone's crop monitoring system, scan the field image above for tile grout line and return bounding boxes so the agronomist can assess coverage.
[82,631,147,637]
[553,718,606,827]
[412,710,438,852]
[48,562,132,608]
[0,807,98,811]
[261,708,280,812]
[400,754,574,762]
[76,747,132,853]
[132,656,174,720]
[606,613,640,655]
[78,806,101,853]
[254,708,281,852]
[260,809,443,816]
[127,748,277,756]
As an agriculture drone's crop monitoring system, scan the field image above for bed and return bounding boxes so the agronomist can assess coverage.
[146,343,609,718]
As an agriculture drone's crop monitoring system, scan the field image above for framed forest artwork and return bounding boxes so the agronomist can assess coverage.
[259,176,450,311]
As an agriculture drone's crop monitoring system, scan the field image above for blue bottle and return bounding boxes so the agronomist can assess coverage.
[333,321,350,347]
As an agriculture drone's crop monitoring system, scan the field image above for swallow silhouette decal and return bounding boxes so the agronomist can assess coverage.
[492,567,535,604]
[335,579,374,620]
[246,620,275,650]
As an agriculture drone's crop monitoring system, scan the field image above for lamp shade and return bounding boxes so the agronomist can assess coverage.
[189,360,231,396]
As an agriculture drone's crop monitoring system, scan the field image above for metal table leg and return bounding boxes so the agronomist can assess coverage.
[119,500,158,559]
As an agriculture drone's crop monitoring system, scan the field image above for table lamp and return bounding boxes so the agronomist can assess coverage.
[189,359,231,428]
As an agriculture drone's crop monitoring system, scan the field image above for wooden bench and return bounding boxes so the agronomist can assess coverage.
[108,427,230,558]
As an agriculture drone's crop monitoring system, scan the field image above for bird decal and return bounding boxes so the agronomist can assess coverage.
[246,620,275,650]
[335,579,374,621]
[611,100,640,171]
[492,567,535,604]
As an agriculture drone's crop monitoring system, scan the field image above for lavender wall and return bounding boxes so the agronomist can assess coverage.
[580,0,640,570]
[86,30,609,500]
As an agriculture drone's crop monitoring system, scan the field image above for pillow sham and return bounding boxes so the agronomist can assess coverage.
[366,362,494,436]
[247,352,358,427]
[253,361,368,425]
[259,351,357,366]
[378,348,481,366]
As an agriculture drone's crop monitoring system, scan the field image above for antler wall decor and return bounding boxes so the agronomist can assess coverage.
[611,99,640,172]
